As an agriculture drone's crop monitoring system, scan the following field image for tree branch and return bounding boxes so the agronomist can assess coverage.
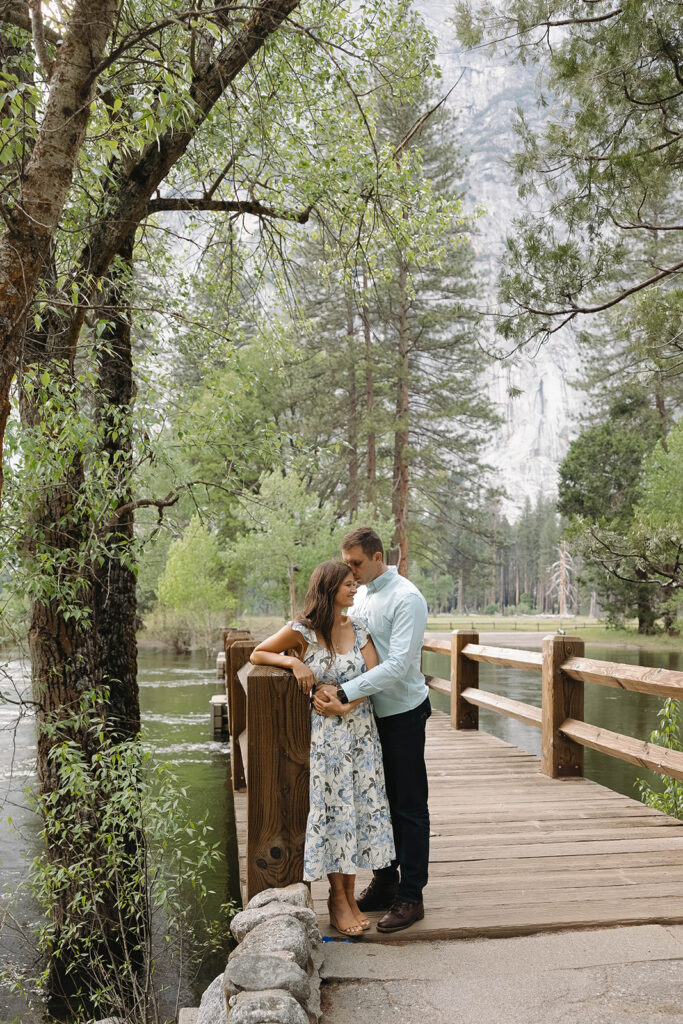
[539,7,622,26]
[0,0,60,44]
[518,257,683,320]
[28,0,54,77]
[146,196,314,223]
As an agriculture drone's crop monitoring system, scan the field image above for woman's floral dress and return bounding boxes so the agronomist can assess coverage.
[289,618,395,881]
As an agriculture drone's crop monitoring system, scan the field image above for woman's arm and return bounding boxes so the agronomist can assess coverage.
[361,637,379,671]
[250,625,317,693]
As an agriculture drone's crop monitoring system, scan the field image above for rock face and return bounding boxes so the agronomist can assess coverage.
[415,0,583,516]
[194,883,321,1024]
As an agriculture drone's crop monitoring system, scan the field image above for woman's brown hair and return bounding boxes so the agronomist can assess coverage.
[297,560,352,657]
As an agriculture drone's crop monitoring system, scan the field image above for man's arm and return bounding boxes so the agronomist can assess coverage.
[340,592,427,701]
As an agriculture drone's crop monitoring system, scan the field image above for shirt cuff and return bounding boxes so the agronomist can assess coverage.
[339,680,361,702]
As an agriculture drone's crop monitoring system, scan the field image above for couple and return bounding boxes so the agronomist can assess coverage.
[251,526,431,936]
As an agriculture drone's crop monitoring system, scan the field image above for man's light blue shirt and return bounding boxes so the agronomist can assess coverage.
[341,566,428,718]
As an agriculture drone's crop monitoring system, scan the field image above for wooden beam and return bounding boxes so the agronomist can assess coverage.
[425,675,451,696]
[562,656,683,700]
[452,630,479,730]
[461,687,542,729]
[463,644,543,672]
[541,634,585,779]
[228,639,255,792]
[423,638,452,655]
[560,718,683,783]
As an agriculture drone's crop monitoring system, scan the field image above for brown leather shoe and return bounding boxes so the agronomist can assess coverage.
[356,877,397,913]
[377,899,425,933]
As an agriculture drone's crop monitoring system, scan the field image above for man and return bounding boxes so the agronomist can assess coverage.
[314,525,430,932]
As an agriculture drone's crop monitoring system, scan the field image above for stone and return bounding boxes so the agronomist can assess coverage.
[247,883,313,912]
[196,972,227,1024]
[231,903,319,945]
[229,916,311,972]
[227,989,309,1024]
[223,952,310,1004]
[178,1011,198,1024]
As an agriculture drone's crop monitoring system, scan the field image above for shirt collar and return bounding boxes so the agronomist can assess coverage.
[366,566,398,594]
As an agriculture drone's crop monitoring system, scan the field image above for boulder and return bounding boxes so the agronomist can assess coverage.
[247,883,313,912]
[223,952,310,1005]
[196,972,227,1024]
[231,903,319,945]
[227,989,309,1024]
[229,915,310,972]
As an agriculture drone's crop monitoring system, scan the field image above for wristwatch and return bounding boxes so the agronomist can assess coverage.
[336,686,349,705]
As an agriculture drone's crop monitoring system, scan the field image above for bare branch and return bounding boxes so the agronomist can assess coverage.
[146,196,314,223]
[28,0,54,77]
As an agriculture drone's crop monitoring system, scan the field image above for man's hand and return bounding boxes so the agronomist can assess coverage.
[313,683,347,716]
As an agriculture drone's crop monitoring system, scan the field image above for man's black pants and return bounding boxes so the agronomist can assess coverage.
[373,696,431,904]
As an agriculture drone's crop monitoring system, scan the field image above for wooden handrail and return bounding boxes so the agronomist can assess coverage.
[561,656,683,699]
[460,687,542,729]
[462,644,543,672]
[560,719,683,782]
[421,628,683,784]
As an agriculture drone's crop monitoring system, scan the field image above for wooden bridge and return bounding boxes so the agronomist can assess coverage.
[222,629,683,939]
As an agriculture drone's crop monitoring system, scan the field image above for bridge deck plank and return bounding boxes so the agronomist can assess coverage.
[234,711,683,938]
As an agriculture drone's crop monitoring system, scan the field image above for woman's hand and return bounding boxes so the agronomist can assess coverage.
[290,657,316,694]
[313,684,348,716]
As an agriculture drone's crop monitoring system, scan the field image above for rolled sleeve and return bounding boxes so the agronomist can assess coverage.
[341,593,427,701]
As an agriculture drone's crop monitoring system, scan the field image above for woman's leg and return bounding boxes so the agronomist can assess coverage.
[343,873,370,929]
[328,872,363,935]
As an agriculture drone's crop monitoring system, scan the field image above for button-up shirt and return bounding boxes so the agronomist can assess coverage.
[341,566,428,718]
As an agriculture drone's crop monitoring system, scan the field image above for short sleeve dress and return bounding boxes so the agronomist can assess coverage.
[289,618,396,881]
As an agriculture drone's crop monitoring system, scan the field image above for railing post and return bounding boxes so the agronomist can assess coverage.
[452,629,479,730]
[541,633,585,778]
[245,665,310,901]
[227,638,255,792]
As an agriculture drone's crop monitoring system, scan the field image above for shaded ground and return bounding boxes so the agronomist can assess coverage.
[321,925,683,1024]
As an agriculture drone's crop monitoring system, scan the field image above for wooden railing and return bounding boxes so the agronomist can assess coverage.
[424,630,683,783]
[224,627,683,900]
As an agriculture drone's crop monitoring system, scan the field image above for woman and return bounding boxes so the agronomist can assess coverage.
[250,560,395,936]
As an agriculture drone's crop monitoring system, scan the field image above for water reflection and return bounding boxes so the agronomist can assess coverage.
[423,644,681,798]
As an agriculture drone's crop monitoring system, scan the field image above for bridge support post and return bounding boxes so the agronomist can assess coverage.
[452,630,479,730]
[245,665,310,901]
[541,633,585,778]
[227,638,256,791]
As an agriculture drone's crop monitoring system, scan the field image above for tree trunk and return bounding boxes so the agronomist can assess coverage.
[93,232,140,737]
[0,0,120,494]
[391,259,410,576]
[19,240,141,1012]
[346,300,359,518]
[361,271,376,511]
[288,563,297,620]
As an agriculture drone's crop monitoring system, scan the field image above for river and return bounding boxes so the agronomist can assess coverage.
[0,650,240,1022]
[0,642,680,1021]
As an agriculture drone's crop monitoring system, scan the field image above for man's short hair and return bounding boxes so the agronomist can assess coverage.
[341,526,384,559]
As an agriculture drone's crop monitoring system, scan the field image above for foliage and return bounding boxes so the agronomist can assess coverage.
[453,0,683,353]
[157,516,233,650]
[637,699,683,821]
[226,469,392,617]
[2,691,234,1023]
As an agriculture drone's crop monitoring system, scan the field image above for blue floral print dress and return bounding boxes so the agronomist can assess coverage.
[289,618,395,881]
